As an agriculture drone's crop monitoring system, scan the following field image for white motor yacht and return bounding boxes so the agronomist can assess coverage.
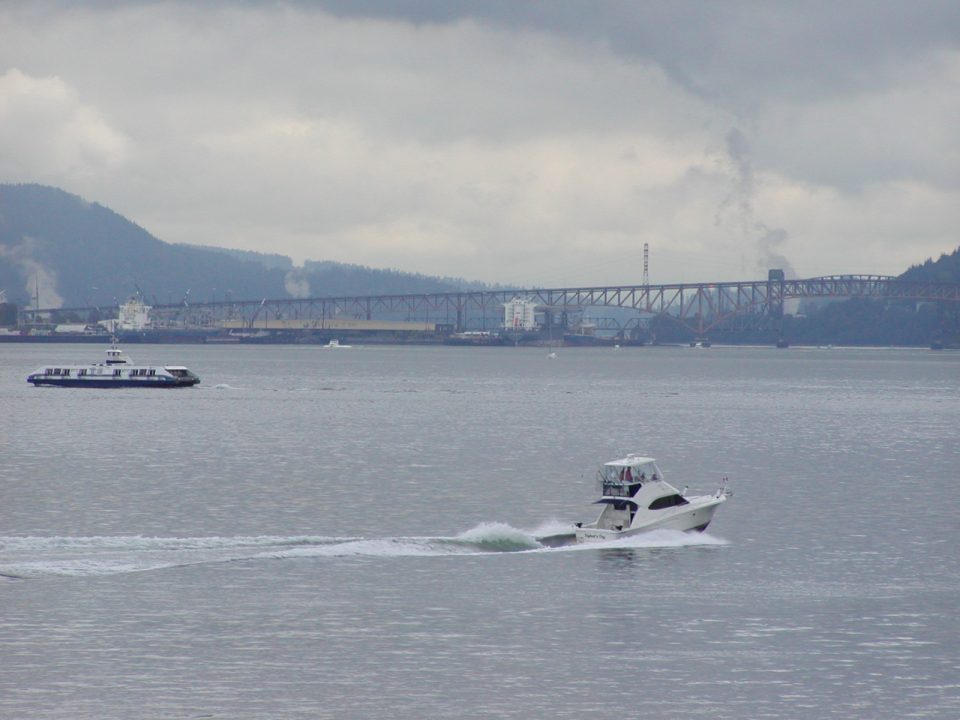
[575,455,730,543]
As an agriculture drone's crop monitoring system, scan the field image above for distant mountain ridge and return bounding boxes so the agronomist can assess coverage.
[0,184,289,308]
[183,244,295,272]
[1,184,956,345]
[0,184,483,309]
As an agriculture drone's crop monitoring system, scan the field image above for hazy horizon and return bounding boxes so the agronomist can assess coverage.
[1,1,958,287]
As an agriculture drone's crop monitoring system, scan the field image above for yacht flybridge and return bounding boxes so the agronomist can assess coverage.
[27,341,200,388]
[575,455,730,543]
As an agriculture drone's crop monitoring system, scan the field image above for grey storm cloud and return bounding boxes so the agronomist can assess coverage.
[0,0,957,286]
[318,1,960,105]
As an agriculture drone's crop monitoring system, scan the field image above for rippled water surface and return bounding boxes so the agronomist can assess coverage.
[2,343,958,718]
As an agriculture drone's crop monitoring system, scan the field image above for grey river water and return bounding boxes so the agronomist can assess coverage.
[1,342,958,719]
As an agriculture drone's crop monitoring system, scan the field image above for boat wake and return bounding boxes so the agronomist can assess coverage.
[0,523,726,579]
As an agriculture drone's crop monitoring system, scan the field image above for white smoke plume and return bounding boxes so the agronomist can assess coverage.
[0,237,65,309]
[722,127,797,279]
[284,269,311,299]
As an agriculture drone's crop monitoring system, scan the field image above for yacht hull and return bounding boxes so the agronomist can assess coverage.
[575,496,724,543]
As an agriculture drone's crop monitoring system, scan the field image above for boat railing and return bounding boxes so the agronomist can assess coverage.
[715,476,733,499]
[597,474,632,497]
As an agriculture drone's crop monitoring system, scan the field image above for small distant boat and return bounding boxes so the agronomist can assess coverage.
[575,455,731,543]
[323,339,352,349]
[27,341,200,388]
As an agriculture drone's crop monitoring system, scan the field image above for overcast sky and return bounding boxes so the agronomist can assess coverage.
[1,1,957,286]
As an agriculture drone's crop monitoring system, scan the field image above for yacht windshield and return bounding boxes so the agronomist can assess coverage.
[599,461,660,497]
[602,462,657,484]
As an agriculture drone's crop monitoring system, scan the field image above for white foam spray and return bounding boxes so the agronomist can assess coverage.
[0,525,727,579]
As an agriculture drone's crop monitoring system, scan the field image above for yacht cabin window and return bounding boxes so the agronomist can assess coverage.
[648,494,690,510]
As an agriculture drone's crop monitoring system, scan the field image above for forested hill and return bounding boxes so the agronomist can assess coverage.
[782,246,960,346]
[0,184,291,308]
[899,247,960,283]
[0,184,478,309]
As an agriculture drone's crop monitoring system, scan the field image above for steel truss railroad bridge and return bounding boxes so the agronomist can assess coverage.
[25,273,960,337]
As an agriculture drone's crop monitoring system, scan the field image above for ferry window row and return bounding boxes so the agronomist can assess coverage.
[42,368,133,377]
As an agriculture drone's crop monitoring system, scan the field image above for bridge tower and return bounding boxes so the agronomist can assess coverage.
[642,243,649,286]
[767,269,787,347]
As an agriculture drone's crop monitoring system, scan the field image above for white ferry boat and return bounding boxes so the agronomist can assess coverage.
[27,342,200,388]
[575,455,731,543]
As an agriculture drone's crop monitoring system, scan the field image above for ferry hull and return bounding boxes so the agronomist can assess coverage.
[28,377,199,388]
